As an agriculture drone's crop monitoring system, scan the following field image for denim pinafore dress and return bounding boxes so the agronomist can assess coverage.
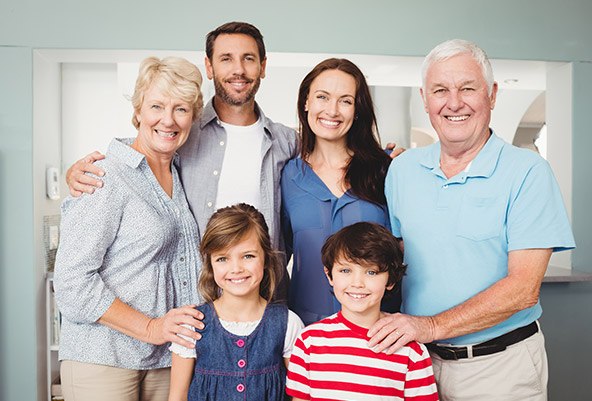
[187,302,288,401]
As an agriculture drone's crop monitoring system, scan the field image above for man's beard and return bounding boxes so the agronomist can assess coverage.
[214,74,261,106]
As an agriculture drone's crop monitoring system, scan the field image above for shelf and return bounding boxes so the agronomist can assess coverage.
[543,265,592,283]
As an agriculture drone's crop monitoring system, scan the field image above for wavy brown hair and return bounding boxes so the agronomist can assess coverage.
[198,203,282,303]
[298,58,391,205]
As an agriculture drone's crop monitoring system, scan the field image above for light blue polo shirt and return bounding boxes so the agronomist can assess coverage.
[385,132,575,345]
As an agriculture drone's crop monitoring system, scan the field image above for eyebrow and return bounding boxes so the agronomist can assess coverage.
[313,89,355,98]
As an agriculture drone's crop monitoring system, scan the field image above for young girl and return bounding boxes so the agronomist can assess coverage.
[168,203,304,401]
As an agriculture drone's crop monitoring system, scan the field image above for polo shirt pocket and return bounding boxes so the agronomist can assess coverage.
[456,195,505,241]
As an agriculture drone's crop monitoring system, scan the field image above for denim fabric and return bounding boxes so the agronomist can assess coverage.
[188,302,288,401]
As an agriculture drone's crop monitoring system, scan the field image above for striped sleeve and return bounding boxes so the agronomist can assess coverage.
[404,342,439,400]
[286,334,311,399]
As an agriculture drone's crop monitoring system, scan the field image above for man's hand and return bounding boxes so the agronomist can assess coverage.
[385,142,406,159]
[367,313,436,354]
[146,305,205,348]
[66,151,106,197]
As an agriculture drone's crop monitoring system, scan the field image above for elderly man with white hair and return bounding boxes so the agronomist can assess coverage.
[368,39,575,400]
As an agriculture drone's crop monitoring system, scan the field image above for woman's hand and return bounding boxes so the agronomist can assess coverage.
[147,305,205,347]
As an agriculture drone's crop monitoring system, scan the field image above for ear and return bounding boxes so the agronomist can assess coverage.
[260,57,267,79]
[489,81,498,110]
[386,282,395,291]
[304,99,309,112]
[205,56,214,80]
[323,267,334,286]
[420,87,428,113]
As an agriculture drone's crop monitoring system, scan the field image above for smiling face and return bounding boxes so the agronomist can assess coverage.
[205,33,266,107]
[325,258,393,328]
[211,229,265,301]
[133,82,194,159]
[421,53,497,152]
[305,69,356,147]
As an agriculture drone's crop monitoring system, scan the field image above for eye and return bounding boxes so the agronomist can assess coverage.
[245,55,256,62]
[175,107,189,113]
[338,268,351,274]
[433,88,446,94]
[316,94,328,101]
[243,254,256,260]
[214,256,227,263]
[340,98,354,105]
[366,270,379,276]
[220,56,231,62]
[150,104,162,110]
[461,87,475,92]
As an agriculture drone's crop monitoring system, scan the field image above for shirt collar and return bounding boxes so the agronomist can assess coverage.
[420,130,504,180]
[108,137,180,169]
[200,97,273,138]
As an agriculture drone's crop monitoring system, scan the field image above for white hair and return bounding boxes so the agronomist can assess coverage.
[421,39,495,95]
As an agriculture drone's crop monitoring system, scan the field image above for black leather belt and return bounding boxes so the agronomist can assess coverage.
[426,321,538,360]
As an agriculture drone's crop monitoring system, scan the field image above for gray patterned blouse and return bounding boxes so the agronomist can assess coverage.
[54,138,202,370]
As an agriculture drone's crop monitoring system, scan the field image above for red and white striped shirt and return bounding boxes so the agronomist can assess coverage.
[286,312,438,400]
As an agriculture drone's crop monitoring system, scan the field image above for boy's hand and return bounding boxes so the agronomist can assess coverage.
[66,151,106,196]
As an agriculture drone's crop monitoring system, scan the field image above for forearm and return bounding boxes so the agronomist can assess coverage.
[432,248,551,341]
[98,298,156,344]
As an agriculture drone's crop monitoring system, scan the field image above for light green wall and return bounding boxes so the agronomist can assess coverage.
[1,1,591,400]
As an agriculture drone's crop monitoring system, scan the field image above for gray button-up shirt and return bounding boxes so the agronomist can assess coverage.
[54,138,201,369]
[179,99,299,251]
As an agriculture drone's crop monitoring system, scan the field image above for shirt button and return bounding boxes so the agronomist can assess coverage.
[236,339,245,347]
[213,170,218,176]
[180,257,185,262]
[220,141,225,146]
[182,281,187,286]
[207,202,213,207]
[236,383,245,393]
[237,359,246,368]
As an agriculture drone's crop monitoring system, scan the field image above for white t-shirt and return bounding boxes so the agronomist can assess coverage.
[215,119,264,210]
[171,309,304,359]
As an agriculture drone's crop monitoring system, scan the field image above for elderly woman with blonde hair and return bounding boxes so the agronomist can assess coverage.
[54,57,205,401]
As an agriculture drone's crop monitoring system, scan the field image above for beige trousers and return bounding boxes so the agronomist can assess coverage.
[60,360,171,401]
[430,328,548,401]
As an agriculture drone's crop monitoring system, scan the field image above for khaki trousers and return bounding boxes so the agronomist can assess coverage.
[60,360,171,401]
[430,327,548,401]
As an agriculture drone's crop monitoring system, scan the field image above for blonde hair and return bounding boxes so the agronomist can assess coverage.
[199,204,282,303]
[131,56,203,129]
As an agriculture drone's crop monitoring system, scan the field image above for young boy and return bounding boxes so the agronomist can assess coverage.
[286,222,438,401]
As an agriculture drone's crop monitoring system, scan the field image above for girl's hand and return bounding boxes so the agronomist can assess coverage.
[147,305,205,347]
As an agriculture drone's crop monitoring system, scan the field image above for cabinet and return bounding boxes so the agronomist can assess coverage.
[46,273,63,400]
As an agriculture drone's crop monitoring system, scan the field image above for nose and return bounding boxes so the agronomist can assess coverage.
[231,59,246,76]
[326,99,339,117]
[446,89,464,111]
[350,270,365,287]
[161,108,175,127]
[230,259,245,274]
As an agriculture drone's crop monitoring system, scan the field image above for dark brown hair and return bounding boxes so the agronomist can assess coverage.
[321,222,406,292]
[205,21,266,61]
[199,203,281,303]
[297,58,391,205]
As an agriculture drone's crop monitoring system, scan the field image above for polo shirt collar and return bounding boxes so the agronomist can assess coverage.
[420,130,503,180]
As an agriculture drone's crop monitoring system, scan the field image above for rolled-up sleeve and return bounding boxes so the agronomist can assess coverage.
[54,175,121,323]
